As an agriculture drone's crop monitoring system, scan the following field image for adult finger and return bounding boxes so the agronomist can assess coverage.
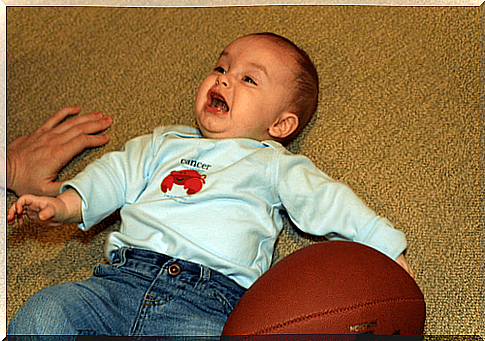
[52,111,111,135]
[36,114,111,157]
[58,132,111,160]
[60,115,113,138]
[35,129,110,179]
[40,106,82,131]
[43,133,110,179]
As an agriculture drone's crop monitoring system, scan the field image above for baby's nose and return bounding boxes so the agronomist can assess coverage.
[216,75,229,87]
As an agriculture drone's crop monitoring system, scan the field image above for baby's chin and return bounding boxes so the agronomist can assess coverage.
[195,119,271,141]
[196,125,224,139]
[200,130,235,140]
[202,130,272,142]
[195,121,232,139]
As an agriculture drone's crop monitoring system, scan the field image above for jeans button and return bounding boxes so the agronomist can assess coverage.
[168,264,181,276]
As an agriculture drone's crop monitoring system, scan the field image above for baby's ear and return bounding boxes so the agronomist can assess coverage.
[268,112,299,139]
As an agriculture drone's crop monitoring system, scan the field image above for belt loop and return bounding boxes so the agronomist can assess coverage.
[203,265,211,281]
[195,265,211,290]
[111,247,128,267]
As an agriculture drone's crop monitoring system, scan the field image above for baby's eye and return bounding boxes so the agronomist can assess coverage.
[243,76,257,85]
[214,66,226,74]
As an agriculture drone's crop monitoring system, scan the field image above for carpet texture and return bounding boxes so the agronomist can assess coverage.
[6,5,480,336]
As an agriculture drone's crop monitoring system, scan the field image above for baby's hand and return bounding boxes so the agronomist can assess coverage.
[7,194,69,227]
[395,253,415,279]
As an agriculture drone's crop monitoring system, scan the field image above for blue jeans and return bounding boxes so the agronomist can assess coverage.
[8,247,247,337]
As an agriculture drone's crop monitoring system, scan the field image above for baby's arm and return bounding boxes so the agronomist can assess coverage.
[275,152,417,279]
[7,188,82,227]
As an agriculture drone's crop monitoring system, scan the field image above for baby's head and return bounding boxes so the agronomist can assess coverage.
[195,33,319,144]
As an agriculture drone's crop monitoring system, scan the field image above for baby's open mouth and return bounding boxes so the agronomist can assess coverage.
[210,92,229,112]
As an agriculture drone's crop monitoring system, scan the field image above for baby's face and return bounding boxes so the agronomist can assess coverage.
[195,35,297,141]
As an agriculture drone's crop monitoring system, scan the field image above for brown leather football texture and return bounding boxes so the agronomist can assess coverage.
[222,241,426,335]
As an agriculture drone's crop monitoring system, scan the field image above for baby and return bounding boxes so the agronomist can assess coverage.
[8,33,414,336]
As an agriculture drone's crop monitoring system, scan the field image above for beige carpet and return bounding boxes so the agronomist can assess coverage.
[6,5,481,336]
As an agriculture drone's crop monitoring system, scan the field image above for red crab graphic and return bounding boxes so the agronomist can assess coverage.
[161,169,207,195]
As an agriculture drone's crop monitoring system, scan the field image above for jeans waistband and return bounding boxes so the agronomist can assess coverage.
[110,247,247,293]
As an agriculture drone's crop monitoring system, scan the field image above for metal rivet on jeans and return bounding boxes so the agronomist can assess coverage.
[168,264,181,276]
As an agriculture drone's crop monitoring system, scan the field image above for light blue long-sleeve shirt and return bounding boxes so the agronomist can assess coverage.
[61,125,407,289]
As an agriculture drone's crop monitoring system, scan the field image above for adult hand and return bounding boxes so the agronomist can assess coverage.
[7,106,113,197]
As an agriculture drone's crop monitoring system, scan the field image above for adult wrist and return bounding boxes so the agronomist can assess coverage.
[6,153,15,194]
[6,146,26,196]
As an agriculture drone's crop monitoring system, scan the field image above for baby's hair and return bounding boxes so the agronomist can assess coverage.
[250,32,319,144]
